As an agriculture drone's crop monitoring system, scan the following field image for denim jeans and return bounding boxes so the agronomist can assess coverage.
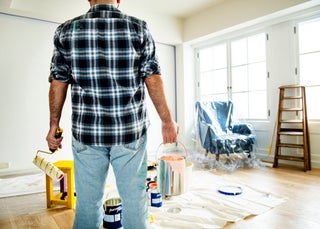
[72,134,149,229]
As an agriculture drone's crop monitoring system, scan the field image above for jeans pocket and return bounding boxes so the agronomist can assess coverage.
[123,134,146,151]
[72,137,88,154]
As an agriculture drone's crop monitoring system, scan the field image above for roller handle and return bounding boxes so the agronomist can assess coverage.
[49,128,63,153]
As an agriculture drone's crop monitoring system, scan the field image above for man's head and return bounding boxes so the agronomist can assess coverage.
[87,0,119,7]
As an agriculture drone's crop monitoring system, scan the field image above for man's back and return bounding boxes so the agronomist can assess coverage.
[50,4,161,146]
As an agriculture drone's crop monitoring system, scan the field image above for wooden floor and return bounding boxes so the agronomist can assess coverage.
[1,164,320,229]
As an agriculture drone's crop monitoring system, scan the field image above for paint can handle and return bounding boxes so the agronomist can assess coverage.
[155,141,188,161]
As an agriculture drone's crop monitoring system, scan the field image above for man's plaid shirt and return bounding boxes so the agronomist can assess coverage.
[49,4,161,146]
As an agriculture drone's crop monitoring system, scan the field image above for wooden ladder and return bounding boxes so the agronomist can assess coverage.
[273,85,311,171]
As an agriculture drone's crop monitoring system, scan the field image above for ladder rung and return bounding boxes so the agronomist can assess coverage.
[282,96,302,99]
[279,131,303,136]
[280,108,302,111]
[280,119,303,123]
[275,155,305,162]
[279,85,305,89]
[277,143,304,148]
[280,128,303,132]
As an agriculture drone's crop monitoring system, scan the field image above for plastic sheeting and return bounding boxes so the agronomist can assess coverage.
[189,150,263,173]
[192,100,262,172]
[195,101,256,156]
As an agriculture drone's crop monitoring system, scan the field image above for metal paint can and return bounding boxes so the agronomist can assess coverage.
[103,198,122,229]
[150,189,162,207]
[156,142,187,197]
[158,154,186,196]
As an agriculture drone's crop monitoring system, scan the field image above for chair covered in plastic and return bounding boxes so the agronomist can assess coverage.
[195,101,255,159]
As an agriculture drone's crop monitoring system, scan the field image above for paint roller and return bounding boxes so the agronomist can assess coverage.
[33,128,64,181]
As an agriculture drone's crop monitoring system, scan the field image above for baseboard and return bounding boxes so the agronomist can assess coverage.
[0,167,40,178]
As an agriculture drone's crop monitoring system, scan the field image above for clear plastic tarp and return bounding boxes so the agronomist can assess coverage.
[192,101,262,172]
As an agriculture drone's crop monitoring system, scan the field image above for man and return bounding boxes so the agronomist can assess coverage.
[46,0,179,228]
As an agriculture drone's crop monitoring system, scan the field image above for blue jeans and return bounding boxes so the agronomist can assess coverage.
[72,134,149,229]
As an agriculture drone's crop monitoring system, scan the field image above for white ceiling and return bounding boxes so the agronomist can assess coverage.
[0,0,226,20]
[121,0,225,18]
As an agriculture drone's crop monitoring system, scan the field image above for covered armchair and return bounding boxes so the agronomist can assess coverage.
[195,101,255,159]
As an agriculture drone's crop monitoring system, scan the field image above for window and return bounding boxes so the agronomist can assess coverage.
[197,32,267,120]
[198,43,228,101]
[298,18,320,120]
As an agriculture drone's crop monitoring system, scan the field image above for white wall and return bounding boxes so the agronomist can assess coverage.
[183,0,309,42]
[175,44,197,150]
[0,14,62,171]
[146,44,177,154]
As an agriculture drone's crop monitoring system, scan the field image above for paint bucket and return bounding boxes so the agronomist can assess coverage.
[156,142,187,197]
[185,161,193,192]
[150,190,162,207]
[103,198,122,229]
[147,182,162,208]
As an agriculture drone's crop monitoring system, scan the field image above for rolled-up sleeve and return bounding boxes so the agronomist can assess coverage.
[139,23,161,78]
[48,27,72,83]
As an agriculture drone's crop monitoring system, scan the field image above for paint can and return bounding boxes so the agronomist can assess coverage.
[103,198,122,229]
[156,142,187,197]
[150,189,162,207]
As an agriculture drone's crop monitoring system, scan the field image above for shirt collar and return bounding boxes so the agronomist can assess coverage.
[88,4,120,13]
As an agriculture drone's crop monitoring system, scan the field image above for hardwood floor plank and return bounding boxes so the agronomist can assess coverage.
[10,213,59,229]
[0,218,11,229]
[52,209,74,229]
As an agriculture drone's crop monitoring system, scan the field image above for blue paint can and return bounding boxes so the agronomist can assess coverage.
[150,190,162,208]
[103,198,122,229]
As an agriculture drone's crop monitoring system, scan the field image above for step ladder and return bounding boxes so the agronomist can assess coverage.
[273,85,311,171]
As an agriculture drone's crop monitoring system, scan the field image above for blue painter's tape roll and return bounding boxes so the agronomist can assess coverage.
[218,185,243,196]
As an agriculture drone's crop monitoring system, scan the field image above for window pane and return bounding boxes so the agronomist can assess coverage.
[232,92,248,119]
[212,69,228,93]
[300,52,320,85]
[249,91,267,119]
[200,70,227,95]
[248,62,267,91]
[248,33,266,63]
[200,72,214,95]
[299,19,320,53]
[298,18,320,120]
[199,44,227,71]
[199,47,214,71]
[231,38,247,66]
[214,94,228,101]
[306,86,320,119]
[200,94,213,102]
[201,94,228,102]
[212,43,227,69]
[232,66,248,92]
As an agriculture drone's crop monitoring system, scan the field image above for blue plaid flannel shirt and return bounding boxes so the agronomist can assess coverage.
[49,4,161,146]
